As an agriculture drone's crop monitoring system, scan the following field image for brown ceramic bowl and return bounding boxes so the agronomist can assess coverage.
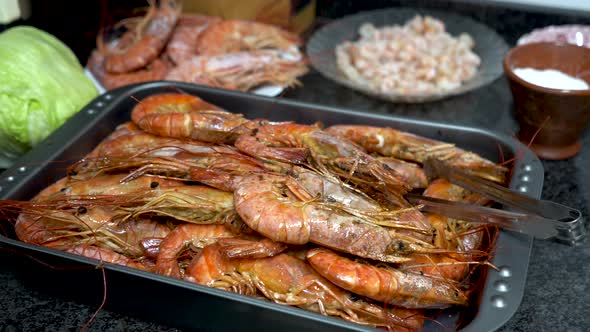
[503,42,590,160]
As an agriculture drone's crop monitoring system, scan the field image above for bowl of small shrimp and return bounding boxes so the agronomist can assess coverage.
[307,8,509,103]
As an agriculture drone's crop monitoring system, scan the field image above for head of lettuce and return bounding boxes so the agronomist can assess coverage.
[0,26,98,168]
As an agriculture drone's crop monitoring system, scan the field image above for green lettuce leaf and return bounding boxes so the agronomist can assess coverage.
[0,26,98,168]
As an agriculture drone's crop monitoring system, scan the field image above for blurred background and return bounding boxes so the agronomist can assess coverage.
[2,0,590,64]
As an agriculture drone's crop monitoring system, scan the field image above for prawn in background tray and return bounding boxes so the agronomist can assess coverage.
[87,0,308,95]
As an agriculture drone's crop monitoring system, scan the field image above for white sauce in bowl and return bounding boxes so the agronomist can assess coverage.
[513,67,590,90]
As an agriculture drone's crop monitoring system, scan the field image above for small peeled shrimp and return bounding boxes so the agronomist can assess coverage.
[307,247,469,309]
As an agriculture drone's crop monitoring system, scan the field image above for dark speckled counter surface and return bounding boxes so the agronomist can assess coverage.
[1,1,590,331]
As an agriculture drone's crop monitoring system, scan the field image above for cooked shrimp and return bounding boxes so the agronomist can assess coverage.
[74,147,269,189]
[233,173,435,263]
[398,179,493,281]
[213,237,287,259]
[235,123,434,233]
[165,50,309,91]
[131,93,256,143]
[335,15,480,95]
[165,14,221,64]
[155,224,237,278]
[234,122,416,208]
[12,174,184,255]
[377,157,428,189]
[196,19,302,56]
[288,166,430,230]
[15,202,170,258]
[102,0,181,73]
[123,185,240,226]
[14,207,117,250]
[40,174,184,199]
[307,247,469,309]
[186,244,424,331]
[83,123,221,160]
[87,49,170,90]
[326,124,508,183]
[422,178,490,252]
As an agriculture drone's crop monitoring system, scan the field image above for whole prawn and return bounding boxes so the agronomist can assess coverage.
[234,122,414,206]
[37,175,241,228]
[130,93,258,144]
[82,122,228,160]
[12,174,181,254]
[73,147,269,187]
[326,125,508,183]
[117,184,239,225]
[74,123,265,181]
[165,14,221,64]
[286,166,430,230]
[232,173,436,263]
[195,19,302,56]
[165,50,309,91]
[307,247,469,309]
[14,205,117,250]
[155,224,237,278]
[101,0,181,74]
[87,49,170,90]
[41,174,184,199]
[15,203,171,258]
[186,243,424,332]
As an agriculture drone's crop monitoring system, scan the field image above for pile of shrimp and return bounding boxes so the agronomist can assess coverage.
[336,15,481,95]
[2,92,510,331]
[87,0,308,91]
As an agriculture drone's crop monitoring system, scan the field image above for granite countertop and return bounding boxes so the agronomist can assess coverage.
[1,1,590,331]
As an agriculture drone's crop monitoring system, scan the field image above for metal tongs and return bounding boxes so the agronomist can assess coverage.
[405,159,586,245]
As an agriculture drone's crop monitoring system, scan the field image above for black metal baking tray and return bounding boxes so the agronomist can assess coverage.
[0,81,543,331]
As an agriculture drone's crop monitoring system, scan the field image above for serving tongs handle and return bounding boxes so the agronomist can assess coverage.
[406,194,559,239]
[423,158,586,245]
